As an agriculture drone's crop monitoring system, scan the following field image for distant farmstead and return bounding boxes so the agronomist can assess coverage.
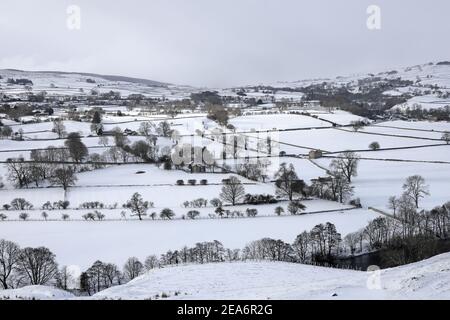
[188,162,207,174]
[309,149,323,159]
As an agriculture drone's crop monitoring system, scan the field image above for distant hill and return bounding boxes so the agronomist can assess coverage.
[1,69,169,87]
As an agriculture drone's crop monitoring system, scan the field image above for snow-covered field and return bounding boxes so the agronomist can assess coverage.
[1,64,450,300]
[1,113,449,268]
[0,209,377,269]
[278,128,441,154]
[229,114,330,131]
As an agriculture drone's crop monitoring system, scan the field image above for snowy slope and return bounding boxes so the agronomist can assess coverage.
[2,253,450,300]
[93,252,450,300]
[0,69,195,99]
[0,285,75,300]
[269,62,450,90]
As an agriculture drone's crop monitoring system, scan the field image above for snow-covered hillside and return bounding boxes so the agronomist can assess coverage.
[0,285,75,300]
[93,253,450,300]
[3,252,450,300]
[271,62,450,90]
[0,69,196,100]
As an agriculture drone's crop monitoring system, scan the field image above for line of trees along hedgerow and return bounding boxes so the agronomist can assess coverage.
[1,150,360,219]
[1,195,449,294]
[2,119,177,190]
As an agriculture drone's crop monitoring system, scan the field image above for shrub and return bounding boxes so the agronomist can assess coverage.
[176,180,184,186]
[52,200,70,210]
[187,179,197,186]
[244,194,278,205]
[79,201,104,209]
[200,179,208,185]
[246,208,258,217]
[210,198,222,208]
[287,201,306,215]
[163,161,172,170]
[349,198,362,208]
[11,198,33,210]
[160,208,175,220]
[95,210,105,220]
[62,214,70,221]
[82,213,96,221]
[215,206,225,218]
[275,206,284,216]
[0,213,7,221]
[190,198,207,208]
[42,201,53,210]
[187,210,200,220]
[369,141,380,150]
[19,212,29,221]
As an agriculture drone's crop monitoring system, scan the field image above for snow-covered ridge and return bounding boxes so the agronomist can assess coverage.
[267,62,450,90]
[0,285,75,300]
[3,253,450,300]
[0,69,197,100]
[93,252,450,300]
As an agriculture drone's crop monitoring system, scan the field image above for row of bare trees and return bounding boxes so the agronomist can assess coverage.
[79,240,228,295]
[5,157,78,190]
[344,200,449,265]
[4,131,89,190]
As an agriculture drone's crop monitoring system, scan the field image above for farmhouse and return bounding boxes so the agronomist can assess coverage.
[309,149,323,159]
[188,162,207,173]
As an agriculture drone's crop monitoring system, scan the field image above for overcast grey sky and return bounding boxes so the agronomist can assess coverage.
[0,0,449,87]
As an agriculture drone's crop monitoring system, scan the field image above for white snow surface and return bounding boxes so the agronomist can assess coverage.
[5,253,450,300]
[0,285,75,300]
[93,252,450,300]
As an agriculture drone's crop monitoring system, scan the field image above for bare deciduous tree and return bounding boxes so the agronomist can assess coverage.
[144,255,160,270]
[123,257,144,281]
[65,132,88,163]
[56,266,74,290]
[98,136,109,147]
[16,247,58,285]
[49,167,77,191]
[442,132,450,144]
[220,176,245,205]
[0,239,21,289]
[402,175,430,209]
[388,196,399,216]
[125,193,150,220]
[157,121,173,137]
[274,163,305,201]
[330,151,360,183]
[53,119,66,139]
